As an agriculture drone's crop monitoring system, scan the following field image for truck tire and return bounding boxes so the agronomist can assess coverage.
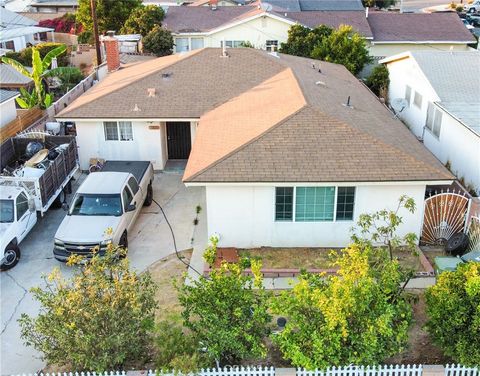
[144,183,153,207]
[118,231,128,258]
[1,245,21,271]
[446,233,469,256]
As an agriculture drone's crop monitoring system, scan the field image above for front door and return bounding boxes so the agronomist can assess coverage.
[166,122,191,159]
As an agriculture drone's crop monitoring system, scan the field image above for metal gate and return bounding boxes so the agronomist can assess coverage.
[421,190,471,245]
[467,216,480,252]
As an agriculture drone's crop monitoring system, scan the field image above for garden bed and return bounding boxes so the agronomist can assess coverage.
[222,247,434,277]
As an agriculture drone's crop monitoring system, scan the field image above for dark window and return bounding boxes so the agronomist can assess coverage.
[122,186,133,210]
[127,177,139,195]
[3,40,15,50]
[336,187,355,220]
[16,192,29,219]
[275,187,293,221]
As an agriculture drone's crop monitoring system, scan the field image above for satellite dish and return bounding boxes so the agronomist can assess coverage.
[261,2,273,11]
[391,98,408,113]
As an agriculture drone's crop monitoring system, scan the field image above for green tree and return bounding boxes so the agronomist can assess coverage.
[177,260,271,365]
[143,25,174,56]
[425,262,480,365]
[1,45,76,108]
[18,247,158,370]
[362,0,397,9]
[271,243,413,369]
[311,25,372,75]
[121,5,165,36]
[280,24,372,75]
[5,42,70,66]
[76,0,142,34]
[366,64,390,98]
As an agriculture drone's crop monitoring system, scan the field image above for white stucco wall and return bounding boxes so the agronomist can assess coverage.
[0,97,18,127]
[423,108,480,193]
[75,120,165,170]
[368,43,470,60]
[205,183,427,248]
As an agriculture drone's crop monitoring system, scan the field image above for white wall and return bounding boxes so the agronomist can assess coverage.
[386,57,439,138]
[369,43,470,60]
[206,183,426,248]
[423,108,480,194]
[0,97,18,127]
[75,120,166,170]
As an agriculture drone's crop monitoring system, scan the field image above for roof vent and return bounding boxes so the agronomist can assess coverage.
[315,81,326,86]
[147,88,156,97]
[342,96,353,109]
[162,72,172,80]
[133,103,141,112]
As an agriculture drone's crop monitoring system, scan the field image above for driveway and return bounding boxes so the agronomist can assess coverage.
[0,171,205,375]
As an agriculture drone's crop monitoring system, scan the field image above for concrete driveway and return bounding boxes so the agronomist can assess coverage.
[0,171,205,375]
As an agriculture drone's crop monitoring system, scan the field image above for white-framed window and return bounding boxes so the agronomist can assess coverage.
[104,121,133,141]
[275,186,356,222]
[425,103,443,138]
[413,91,423,109]
[190,38,204,50]
[175,38,189,53]
[221,40,245,48]
[405,85,412,104]
[266,40,278,52]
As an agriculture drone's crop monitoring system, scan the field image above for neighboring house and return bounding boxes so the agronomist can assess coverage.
[100,34,143,54]
[381,50,480,194]
[162,6,372,52]
[0,89,19,127]
[366,11,476,62]
[0,63,33,90]
[189,0,253,5]
[259,0,364,11]
[29,0,78,13]
[56,45,453,248]
[0,7,53,51]
[162,6,475,57]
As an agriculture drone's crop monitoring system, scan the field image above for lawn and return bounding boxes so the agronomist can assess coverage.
[148,249,192,322]
[238,247,424,271]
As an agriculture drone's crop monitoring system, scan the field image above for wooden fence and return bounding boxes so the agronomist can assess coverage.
[297,365,423,376]
[0,107,45,143]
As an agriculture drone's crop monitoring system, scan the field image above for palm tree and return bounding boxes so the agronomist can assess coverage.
[1,45,78,109]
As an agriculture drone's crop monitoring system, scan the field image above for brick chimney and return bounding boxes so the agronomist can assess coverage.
[103,31,120,72]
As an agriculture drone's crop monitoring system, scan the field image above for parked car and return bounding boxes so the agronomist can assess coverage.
[0,136,78,270]
[53,161,154,261]
[466,12,480,26]
[462,18,475,29]
[465,0,480,13]
[434,250,480,274]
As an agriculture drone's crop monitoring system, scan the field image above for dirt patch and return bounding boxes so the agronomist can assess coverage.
[385,290,451,364]
[421,245,446,268]
[148,249,192,322]
[239,247,424,271]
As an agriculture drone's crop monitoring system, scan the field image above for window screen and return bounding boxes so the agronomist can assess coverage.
[191,38,204,50]
[275,187,293,221]
[295,187,335,222]
[413,91,423,108]
[336,187,355,220]
[433,109,442,137]
[426,102,435,131]
[104,122,118,141]
[175,38,189,52]
[405,85,412,104]
[119,121,133,141]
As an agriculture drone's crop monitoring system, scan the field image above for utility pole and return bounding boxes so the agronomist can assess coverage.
[91,0,102,67]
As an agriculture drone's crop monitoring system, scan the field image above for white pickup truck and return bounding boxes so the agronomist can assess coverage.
[1,135,78,270]
[53,161,154,261]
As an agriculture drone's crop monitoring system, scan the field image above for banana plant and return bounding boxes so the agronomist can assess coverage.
[1,44,75,109]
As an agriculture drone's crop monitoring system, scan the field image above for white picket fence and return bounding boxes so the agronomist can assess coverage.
[445,365,479,376]
[297,365,423,376]
[151,366,276,376]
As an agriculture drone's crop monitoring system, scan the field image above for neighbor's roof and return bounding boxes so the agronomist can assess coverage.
[163,6,263,33]
[0,64,33,87]
[260,0,364,11]
[0,7,37,28]
[57,48,452,183]
[30,0,78,6]
[0,26,53,40]
[283,10,372,38]
[0,89,19,103]
[367,11,476,43]
[382,50,480,135]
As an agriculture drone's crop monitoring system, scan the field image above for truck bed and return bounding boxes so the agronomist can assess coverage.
[101,161,151,185]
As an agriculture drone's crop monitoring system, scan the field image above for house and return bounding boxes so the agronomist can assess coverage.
[259,0,364,11]
[0,7,53,51]
[56,44,453,247]
[0,64,33,90]
[162,6,372,52]
[381,50,480,195]
[29,0,78,13]
[0,89,19,127]
[162,6,475,58]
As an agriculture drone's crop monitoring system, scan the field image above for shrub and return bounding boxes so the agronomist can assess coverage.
[38,13,81,34]
[143,25,174,56]
[18,246,158,370]
[5,43,69,67]
[425,262,480,365]
[456,5,464,11]
[366,64,390,98]
[77,30,94,44]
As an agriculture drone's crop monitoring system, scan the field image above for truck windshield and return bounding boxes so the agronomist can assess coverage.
[69,194,122,216]
[0,200,14,223]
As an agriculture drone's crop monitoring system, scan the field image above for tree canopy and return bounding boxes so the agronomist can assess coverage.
[143,25,174,56]
[425,262,480,366]
[121,5,165,36]
[280,24,372,75]
[76,0,142,34]
[362,0,397,8]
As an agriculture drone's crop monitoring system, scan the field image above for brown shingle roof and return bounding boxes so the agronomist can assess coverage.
[281,10,372,37]
[366,11,475,43]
